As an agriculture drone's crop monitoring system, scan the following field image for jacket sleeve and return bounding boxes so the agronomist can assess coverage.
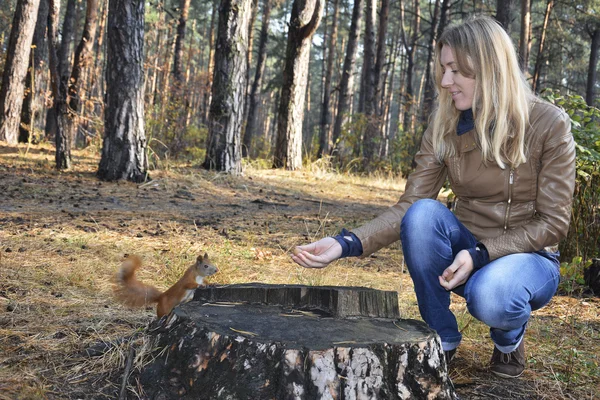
[352,128,448,257]
[480,110,576,260]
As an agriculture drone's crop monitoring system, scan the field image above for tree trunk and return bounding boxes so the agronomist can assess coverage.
[131,284,456,399]
[47,0,71,169]
[244,0,259,127]
[172,0,191,82]
[45,0,78,139]
[374,0,389,112]
[202,0,218,124]
[202,0,252,174]
[401,0,420,135]
[0,0,41,144]
[274,0,323,170]
[420,0,440,126]
[243,0,272,158]
[66,0,99,143]
[317,0,339,157]
[519,0,531,73]
[532,0,554,93]
[19,0,49,143]
[98,0,147,182]
[586,28,600,106]
[495,0,514,33]
[360,0,379,169]
[331,0,363,152]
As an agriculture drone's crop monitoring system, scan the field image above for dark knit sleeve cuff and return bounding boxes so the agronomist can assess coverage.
[466,243,490,270]
[333,228,364,258]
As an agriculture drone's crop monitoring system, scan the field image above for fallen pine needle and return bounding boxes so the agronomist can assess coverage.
[393,321,407,331]
[229,327,258,337]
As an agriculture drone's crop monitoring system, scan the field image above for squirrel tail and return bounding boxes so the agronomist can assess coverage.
[114,255,162,307]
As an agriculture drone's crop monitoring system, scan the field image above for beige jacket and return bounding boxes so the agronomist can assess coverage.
[353,98,576,261]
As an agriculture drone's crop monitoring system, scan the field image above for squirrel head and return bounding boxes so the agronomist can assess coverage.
[194,253,218,277]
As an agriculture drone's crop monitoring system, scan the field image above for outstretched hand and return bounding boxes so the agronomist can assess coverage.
[291,237,342,269]
[439,249,474,290]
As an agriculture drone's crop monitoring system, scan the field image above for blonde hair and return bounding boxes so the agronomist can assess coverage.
[431,16,531,169]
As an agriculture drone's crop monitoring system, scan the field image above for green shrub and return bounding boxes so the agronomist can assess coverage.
[544,91,600,263]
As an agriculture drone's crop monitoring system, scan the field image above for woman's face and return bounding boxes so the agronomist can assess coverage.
[440,45,476,111]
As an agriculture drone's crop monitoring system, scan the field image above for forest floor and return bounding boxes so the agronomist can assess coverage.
[0,142,598,400]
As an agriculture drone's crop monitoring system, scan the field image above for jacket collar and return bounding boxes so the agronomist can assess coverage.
[457,108,474,136]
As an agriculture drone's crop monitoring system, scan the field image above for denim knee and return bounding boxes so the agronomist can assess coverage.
[401,199,448,240]
[465,273,529,331]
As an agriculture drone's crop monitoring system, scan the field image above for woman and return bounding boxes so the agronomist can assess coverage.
[291,16,575,379]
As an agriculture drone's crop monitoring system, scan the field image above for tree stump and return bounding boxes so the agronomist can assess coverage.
[134,284,456,399]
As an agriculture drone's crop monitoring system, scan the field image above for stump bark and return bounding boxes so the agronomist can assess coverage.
[133,284,455,399]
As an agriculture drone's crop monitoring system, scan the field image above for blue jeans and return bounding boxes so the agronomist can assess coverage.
[400,199,560,353]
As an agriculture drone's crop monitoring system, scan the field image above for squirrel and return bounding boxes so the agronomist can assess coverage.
[114,253,218,318]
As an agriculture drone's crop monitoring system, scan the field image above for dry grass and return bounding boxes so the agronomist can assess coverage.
[0,142,598,399]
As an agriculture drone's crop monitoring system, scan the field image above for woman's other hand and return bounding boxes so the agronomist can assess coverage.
[291,237,342,268]
[439,249,474,290]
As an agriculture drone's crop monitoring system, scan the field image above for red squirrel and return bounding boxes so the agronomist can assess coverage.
[114,253,218,317]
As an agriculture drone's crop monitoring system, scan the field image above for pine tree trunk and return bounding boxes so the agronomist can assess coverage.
[317,0,339,157]
[495,0,514,33]
[586,28,600,106]
[519,0,531,73]
[401,0,420,135]
[19,0,49,143]
[202,0,218,124]
[374,0,389,112]
[274,0,323,169]
[532,0,554,93]
[360,0,378,168]
[243,0,272,157]
[202,0,252,174]
[47,0,72,169]
[45,0,77,139]
[0,0,41,144]
[420,0,440,126]
[66,0,99,144]
[331,0,362,151]
[98,0,147,182]
[172,0,191,82]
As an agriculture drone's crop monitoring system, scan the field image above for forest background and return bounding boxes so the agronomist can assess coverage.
[0,0,599,398]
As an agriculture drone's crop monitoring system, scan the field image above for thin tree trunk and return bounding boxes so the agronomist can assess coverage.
[45,0,77,138]
[360,0,378,168]
[203,0,218,123]
[98,0,147,182]
[274,0,323,170]
[532,0,554,93]
[243,0,272,157]
[374,0,389,112]
[173,0,191,82]
[0,0,41,144]
[519,0,531,73]
[244,0,259,127]
[19,0,49,143]
[48,0,71,169]
[586,28,600,106]
[401,0,420,134]
[203,0,252,174]
[420,0,440,125]
[66,0,99,143]
[317,0,339,157]
[331,0,362,152]
[495,0,514,33]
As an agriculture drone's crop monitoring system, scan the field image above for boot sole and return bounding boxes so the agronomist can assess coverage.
[490,369,524,379]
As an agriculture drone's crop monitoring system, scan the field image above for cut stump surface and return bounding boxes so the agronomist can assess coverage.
[134,284,456,399]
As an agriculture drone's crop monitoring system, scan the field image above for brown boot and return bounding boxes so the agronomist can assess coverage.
[489,340,525,378]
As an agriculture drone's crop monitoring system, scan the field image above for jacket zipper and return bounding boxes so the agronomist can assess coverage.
[503,168,515,232]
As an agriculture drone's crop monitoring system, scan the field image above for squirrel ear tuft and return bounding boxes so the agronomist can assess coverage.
[203,252,209,261]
